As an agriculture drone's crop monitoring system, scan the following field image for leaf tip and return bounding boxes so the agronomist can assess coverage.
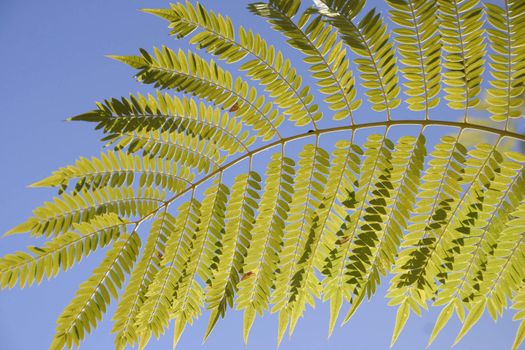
[173,319,186,350]
[243,308,256,346]
[4,220,34,237]
[203,310,219,344]
[390,301,410,348]
[106,54,122,61]
[276,312,288,348]
[328,292,343,337]
[140,8,160,15]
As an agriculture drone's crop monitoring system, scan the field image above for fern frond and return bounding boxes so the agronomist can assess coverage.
[423,144,507,345]
[269,142,329,341]
[375,136,426,283]
[432,143,504,290]
[316,0,400,114]
[112,212,174,350]
[465,170,525,298]
[113,129,224,174]
[387,0,441,114]
[481,198,525,316]
[31,150,194,194]
[111,48,282,141]
[438,154,521,302]
[146,2,323,128]
[341,135,426,326]
[236,152,295,342]
[204,171,261,339]
[72,92,252,155]
[279,144,330,336]
[465,165,524,307]
[322,134,392,325]
[438,0,486,112]
[388,135,467,340]
[314,140,362,332]
[485,0,525,124]
[249,0,360,122]
[130,199,200,349]
[51,232,141,350]
[0,213,128,289]
[7,187,166,237]
[343,134,395,295]
[168,180,229,348]
[427,160,524,346]
[431,193,525,346]
[389,139,519,344]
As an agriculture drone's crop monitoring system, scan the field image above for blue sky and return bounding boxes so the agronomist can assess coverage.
[0,0,520,349]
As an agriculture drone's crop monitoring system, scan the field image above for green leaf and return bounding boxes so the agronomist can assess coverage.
[427,302,455,347]
[341,291,365,326]
[453,300,486,346]
[243,307,256,345]
[328,289,343,337]
[512,321,525,350]
[391,300,410,347]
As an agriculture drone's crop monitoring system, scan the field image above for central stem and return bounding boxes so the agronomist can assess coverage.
[134,118,525,225]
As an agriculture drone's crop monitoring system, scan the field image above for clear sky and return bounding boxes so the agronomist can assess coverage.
[0,0,520,349]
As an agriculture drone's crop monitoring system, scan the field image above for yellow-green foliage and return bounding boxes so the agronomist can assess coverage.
[2,0,525,349]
